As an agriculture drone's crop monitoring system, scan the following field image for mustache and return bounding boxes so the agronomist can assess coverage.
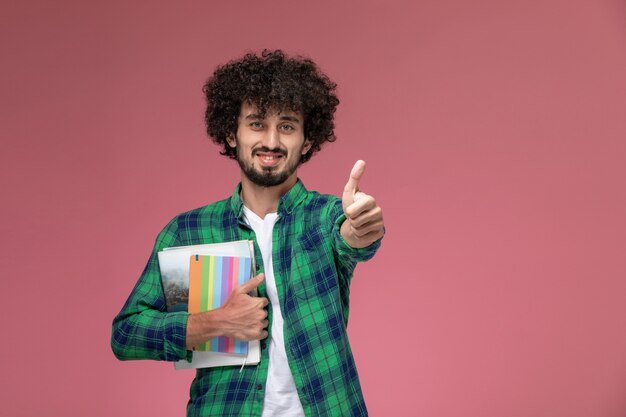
[252,147,287,157]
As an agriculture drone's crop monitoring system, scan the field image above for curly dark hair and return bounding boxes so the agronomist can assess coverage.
[203,49,339,163]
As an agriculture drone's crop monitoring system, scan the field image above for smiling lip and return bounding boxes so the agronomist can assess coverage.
[255,152,283,167]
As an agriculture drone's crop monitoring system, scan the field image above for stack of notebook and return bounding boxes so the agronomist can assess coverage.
[157,240,260,370]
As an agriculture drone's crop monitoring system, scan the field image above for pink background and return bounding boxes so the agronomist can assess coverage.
[2,1,626,416]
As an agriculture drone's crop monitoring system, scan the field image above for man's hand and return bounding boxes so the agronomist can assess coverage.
[218,273,269,341]
[186,273,268,350]
[340,160,385,248]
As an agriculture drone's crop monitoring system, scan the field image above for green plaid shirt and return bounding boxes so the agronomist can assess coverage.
[112,180,382,417]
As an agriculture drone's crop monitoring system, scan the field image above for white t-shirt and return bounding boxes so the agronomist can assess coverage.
[243,206,305,417]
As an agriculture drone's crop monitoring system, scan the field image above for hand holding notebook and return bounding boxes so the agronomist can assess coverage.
[215,273,269,342]
[186,271,268,351]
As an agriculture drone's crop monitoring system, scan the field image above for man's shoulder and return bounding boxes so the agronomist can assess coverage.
[184,196,231,216]
[168,195,233,228]
[158,194,238,246]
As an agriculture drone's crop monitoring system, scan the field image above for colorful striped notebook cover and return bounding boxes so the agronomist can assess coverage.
[188,254,253,354]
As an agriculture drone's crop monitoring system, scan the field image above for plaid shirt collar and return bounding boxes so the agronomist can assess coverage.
[229,178,309,217]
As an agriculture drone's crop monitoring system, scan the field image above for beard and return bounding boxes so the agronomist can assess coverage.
[236,144,303,187]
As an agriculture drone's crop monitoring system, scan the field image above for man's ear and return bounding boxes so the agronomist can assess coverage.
[301,139,313,155]
[226,134,237,148]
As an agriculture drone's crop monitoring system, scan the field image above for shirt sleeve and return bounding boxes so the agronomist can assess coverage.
[111,217,192,362]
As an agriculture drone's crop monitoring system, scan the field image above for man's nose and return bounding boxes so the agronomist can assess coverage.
[261,128,279,149]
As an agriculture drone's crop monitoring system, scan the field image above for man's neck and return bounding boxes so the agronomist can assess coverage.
[239,173,297,218]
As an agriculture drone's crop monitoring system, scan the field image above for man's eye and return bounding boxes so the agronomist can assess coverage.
[250,122,263,129]
[280,124,294,132]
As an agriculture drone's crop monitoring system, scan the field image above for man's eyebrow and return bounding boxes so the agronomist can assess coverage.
[278,115,301,123]
[244,113,301,123]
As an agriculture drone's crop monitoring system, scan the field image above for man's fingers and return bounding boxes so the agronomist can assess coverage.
[238,273,265,293]
[347,205,383,229]
[343,160,366,199]
[344,194,376,219]
[351,228,385,242]
[350,219,385,237]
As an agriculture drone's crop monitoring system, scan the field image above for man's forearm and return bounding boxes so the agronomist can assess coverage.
[186,310,229,350]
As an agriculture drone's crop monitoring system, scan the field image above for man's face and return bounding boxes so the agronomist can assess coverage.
[227,102,312,187]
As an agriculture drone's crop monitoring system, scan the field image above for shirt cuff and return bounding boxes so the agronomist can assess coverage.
[162,311,193,362]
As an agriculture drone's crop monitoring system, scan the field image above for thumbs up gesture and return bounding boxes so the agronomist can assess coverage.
[340,160,385,248]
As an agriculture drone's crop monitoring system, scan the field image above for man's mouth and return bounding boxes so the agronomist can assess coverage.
[254,150,286,167]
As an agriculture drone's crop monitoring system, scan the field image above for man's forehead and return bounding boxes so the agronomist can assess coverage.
[240,102,302,121]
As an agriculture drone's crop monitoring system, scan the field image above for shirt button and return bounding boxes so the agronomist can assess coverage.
[256,384,263,390]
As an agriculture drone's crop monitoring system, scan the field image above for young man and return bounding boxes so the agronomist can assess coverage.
[112,50,384,417]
